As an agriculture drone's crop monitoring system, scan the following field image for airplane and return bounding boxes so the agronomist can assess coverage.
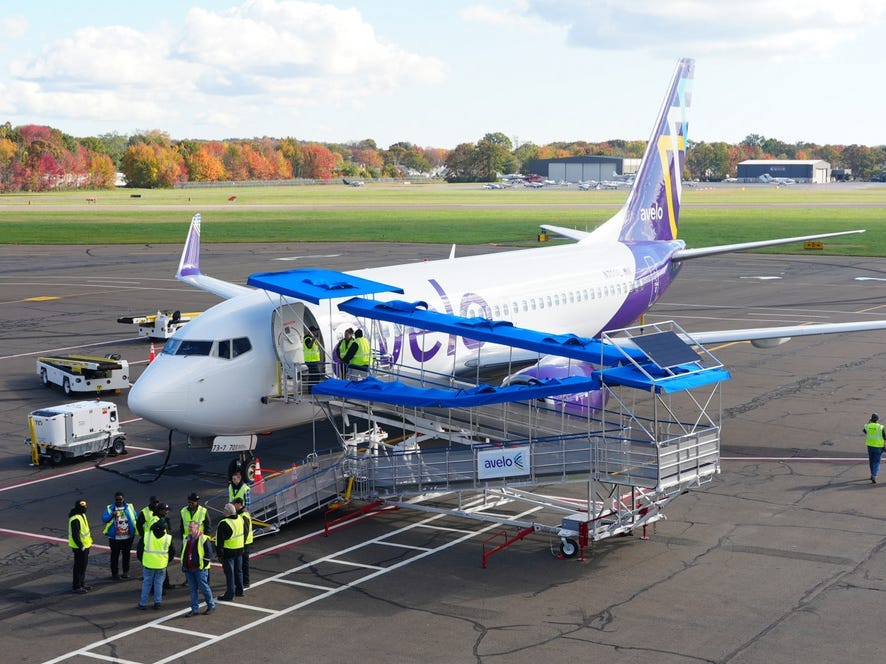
[128,57,886,450]
[342,178,365,187]
[759,173,796,185]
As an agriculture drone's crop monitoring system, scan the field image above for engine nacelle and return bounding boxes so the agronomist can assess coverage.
[503,356,606,416]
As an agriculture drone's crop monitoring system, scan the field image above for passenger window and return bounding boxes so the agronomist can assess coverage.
[493,305,501,318]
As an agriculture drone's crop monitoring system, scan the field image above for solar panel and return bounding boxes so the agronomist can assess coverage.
[632,330,701,369]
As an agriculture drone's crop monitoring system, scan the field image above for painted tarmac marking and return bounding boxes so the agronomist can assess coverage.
[0,446,163,494]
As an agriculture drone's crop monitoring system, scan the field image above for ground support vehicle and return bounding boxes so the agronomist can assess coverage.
[37,354,130,395]
[117,310,199,339]
[26,400,126,465]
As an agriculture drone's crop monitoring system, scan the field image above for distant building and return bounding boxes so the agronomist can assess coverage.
[526,156,623,182]
[737,159,831,184]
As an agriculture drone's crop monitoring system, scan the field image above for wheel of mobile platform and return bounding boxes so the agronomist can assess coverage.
[559,538,579,559]
[111,437,126,456]
[41,369,49,387]
[63,377,72,396]
[50,449,64,465]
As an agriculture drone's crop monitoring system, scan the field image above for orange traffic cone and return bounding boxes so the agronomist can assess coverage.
[148,342,156,363]
[252,458,264,494]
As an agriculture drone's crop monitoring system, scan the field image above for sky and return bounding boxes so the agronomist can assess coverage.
[1,0,884,150]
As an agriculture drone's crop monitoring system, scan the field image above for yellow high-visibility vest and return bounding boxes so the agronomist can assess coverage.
[866,422,885,448]
[142,530,172,570]
[304,340,320,363]
[68,513,92,549]
[351,336,370,367]
[222,515,244,549]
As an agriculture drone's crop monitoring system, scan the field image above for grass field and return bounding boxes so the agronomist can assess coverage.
[1,182,884,254]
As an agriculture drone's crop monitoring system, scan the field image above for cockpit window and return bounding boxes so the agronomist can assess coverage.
[177,340,213,355]
[162,337,251,358]
[232,337,252,357]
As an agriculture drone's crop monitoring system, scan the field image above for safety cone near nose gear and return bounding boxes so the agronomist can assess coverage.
[148,342,156,363]
[252,458,264,494]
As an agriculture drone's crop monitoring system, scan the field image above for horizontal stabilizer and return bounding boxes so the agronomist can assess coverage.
[539,224,592,241]
[672,229,865,261]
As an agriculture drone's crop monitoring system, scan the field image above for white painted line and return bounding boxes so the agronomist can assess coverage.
[374,540,433,552]
[46,496,544,664]
[151,623,214,638]
[323,558,385,571]
[214,602,277,614]
[0,446,163,494]
[272,578,335,591]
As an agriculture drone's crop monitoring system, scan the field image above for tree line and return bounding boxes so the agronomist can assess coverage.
[0,120,884,192]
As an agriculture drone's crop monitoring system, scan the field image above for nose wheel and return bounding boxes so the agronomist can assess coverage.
[228,451,256,483]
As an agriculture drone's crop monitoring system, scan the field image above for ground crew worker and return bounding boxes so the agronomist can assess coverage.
[232,496,253,588]
[335,328,355,377]
[228,470,251,510]
[68,499,92,594]
[137,522,174,610]
[101,490,137,580]
[179,493,211,543]
[215,503,244,601]
[865,413,885,483]
[135,496,160,538]
[349,328,371,374]
[181,520,216,616]
[303,333,323,385]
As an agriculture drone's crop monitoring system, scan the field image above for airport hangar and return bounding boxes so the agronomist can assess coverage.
[526,155,641,182]
[737,159,832,183]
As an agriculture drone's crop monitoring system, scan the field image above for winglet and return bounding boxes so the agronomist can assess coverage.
[174,213,254,300]
[176,213,202,279]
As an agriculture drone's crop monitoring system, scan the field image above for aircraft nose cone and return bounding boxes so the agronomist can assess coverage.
[128,365,187,427]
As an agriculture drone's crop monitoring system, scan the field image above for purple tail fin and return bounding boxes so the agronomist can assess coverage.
[177,213,202,278]
[619,58,693,243]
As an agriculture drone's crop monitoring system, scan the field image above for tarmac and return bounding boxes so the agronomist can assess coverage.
[1,239,886,663]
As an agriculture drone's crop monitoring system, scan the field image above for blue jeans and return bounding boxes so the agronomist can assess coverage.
[184,568,215,612]
[221,554,243,598]
[139,567,166,606]
[868,445,884,477]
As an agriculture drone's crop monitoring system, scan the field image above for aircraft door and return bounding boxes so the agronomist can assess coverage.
[272,303,306,397]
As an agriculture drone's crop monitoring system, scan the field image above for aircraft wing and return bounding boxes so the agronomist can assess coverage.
[684,319,886,349]
[176,214,255,299]
[671,230,864,261]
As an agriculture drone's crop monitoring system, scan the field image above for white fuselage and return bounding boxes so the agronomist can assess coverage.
[128,239,651,438]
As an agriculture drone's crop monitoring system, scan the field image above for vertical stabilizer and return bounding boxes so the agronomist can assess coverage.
[618,58,694,242]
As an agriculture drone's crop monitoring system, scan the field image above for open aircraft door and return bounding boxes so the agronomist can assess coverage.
[272,303,309,398]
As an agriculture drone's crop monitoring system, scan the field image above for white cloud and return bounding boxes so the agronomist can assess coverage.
[0,14,28,41]
[3,0,445,135]
[520,0,884,60]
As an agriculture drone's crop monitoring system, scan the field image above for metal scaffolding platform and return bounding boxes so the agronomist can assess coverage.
[244,280,727,559]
